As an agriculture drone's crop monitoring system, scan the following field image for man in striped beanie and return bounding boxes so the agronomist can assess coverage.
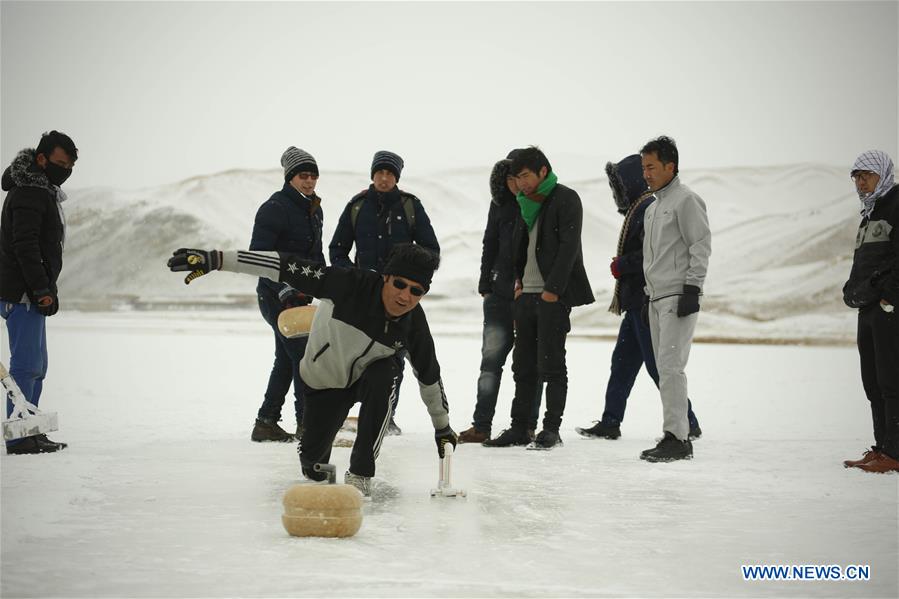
[328,150,440,436]
[281,146,318,181]
[842,150,899,473]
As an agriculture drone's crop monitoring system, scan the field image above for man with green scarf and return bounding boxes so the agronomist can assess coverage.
[483,147,594,449]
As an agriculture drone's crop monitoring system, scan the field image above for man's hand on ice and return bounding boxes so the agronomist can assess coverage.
[167,248,222,285]
[435,425,458,458]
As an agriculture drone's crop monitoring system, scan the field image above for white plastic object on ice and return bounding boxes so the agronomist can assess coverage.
[430,443,466,498]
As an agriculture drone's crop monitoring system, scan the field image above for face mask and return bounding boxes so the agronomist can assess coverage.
[44,162,72,186]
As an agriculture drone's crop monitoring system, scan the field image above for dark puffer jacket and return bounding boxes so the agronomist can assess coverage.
[478,159,522,299]
[250,182,324,302]
[843,184,899,308]
[607,155,652,312]
[328,185,439,273]
[0,149,65,302]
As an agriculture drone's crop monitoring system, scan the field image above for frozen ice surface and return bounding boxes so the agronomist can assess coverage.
[2,311,896,597]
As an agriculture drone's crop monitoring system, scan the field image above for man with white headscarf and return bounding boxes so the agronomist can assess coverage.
[842,150,899,474]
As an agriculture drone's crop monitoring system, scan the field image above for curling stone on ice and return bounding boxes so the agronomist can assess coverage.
[282,463,363,538]
[277,304,317,338]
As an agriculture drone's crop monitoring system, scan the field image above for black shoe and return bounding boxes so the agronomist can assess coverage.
[640,432,693,462]
[688,423,702,440]
[251,417,295,442]
[387,418,402,436]
[482,427,532,447]
[527,429,563,450]
[575,421,621,440]
[6,434,66,455]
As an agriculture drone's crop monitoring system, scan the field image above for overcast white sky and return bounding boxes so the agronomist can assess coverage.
[2,1,897,190]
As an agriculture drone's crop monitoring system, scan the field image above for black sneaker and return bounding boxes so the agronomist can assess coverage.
[482,427,532,447]
[527,429,563,450]
[575,421,621,440]
[6,434,66,455]
[387,418,402,436]
[251,417,295,442]
[640,432,693,462]
[688,423,702,440]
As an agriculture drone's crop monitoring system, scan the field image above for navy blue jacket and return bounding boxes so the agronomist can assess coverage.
[479,165,521,300]
[328,185,439,272]
[615,197,654,312]
[250,182,324,299]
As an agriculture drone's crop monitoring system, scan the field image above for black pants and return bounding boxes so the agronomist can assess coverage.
[858,304,899,459]
[257,293,308,423]
[510,294,571,432]
[299,357,399,477]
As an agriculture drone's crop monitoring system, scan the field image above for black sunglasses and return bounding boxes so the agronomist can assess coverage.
[391,277,426,297]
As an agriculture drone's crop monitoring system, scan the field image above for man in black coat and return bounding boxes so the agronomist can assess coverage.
[484,147,594,450]
[248,147,325,443]
[328,151,440,435]
[575,155,700,441]
[1,131,78,454]
[842,150,899,474]
[459,151,539,444]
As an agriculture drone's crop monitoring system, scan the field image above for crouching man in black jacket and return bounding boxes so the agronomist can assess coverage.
[842,150,899,474]
[168,244,457,496]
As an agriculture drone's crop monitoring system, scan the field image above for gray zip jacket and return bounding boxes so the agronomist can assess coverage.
[642,176,711,300]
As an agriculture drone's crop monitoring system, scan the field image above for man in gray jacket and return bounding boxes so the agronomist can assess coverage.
[639,136,711,462]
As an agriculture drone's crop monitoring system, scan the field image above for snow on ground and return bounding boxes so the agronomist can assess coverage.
[1,311,896,598]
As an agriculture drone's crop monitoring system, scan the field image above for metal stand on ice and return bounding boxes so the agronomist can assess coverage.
[1,362,58,442]
[430,444,466,498]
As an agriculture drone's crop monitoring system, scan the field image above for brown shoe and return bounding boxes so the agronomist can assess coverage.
[251,417,295,442]
[458,426,489,444]
[843,448,881,468]
[856,452,899,473]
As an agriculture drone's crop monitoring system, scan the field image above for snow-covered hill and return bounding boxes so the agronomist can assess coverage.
[56,164,861,343]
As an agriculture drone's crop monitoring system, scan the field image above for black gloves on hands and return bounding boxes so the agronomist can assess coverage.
[167,248,222,284]
[278,286,310,309]
[435,425,458,458]
[32,289,59,317]
[677,285,701,317]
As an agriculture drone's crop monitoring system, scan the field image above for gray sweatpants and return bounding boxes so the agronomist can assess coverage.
[649,295,698,441]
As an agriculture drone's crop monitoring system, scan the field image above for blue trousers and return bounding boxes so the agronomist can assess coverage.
[602,309,698,427]
[2,302,48,446]
[257,295,308,423]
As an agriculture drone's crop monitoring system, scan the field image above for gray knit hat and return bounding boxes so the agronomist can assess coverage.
[371,150,404,181]
[281,146,318,181]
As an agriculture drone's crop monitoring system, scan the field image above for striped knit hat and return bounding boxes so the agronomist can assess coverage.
[371,150,404,181]
[281,146,318,181]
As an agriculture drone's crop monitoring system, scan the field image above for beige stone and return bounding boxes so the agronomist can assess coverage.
[277,305,317,338]
[281,484,363,538]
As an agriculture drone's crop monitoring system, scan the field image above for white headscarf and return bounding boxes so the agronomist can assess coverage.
[852,150,895,218]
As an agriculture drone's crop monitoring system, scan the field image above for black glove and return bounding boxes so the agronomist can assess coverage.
[435,425,458,458]
[31,289,59,317]
[640,295,650,327]
[278,286,310,309]
[167,248,222,285]
[677,285,701,317]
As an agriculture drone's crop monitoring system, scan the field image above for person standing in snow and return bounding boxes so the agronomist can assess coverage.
[576,154,701,441]
[167,243,456,497]
[842,150,899,474]
[328,151,440,436]
[483,146,594,450]
[458,150,541,444]
[638,136,711,463]
[1,131,78,454]
[248,147,325,443]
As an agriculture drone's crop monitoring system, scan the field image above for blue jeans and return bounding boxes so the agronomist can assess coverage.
[601,309,698,427]
[257,295,308,423]
[2,302,48,446]
[472,294,541,432]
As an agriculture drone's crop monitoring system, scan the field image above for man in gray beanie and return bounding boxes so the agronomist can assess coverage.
[328,150,440,435]
[247,146,324,443]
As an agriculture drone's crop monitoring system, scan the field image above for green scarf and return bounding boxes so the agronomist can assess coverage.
[517,171,558,231]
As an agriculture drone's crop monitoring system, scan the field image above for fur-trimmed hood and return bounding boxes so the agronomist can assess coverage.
[1,148,53,193]
[606,154,648,215]
[489,158,515,206]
